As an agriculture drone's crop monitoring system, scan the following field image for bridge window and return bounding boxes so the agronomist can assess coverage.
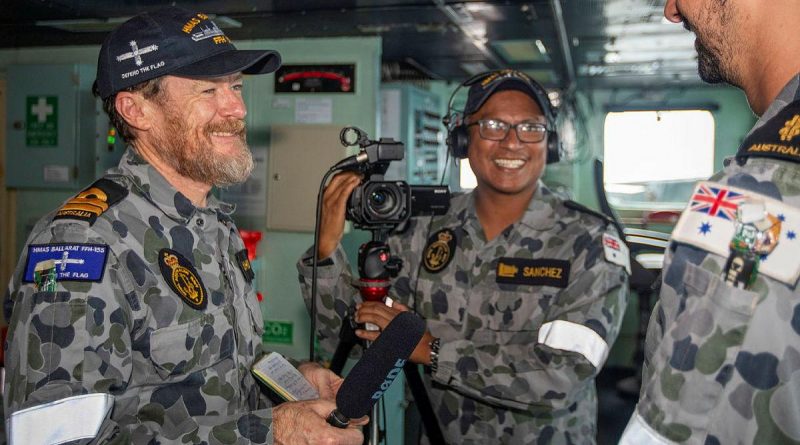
[603,110,715,210]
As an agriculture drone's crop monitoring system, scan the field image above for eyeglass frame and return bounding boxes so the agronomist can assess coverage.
[466,118,549,143]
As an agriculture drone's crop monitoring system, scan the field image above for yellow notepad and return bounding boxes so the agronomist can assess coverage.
[251,352,319,402]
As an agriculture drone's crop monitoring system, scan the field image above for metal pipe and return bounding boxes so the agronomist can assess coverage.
[550,0,576,88]
[432,0,503,68]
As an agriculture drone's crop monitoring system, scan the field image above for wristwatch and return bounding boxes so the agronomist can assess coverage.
[429,337,441,373]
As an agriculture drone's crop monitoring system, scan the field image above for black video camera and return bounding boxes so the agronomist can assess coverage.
[338,127,450,231]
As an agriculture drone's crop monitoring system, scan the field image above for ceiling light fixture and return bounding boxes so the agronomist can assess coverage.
[36,15,242,32]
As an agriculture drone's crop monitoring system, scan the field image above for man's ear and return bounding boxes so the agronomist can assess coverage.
[115,92,154,132]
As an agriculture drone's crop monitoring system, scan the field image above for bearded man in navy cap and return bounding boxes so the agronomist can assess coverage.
[3,7,362,445]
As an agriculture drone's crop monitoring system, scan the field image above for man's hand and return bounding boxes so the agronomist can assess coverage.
[354,301,435,365]
[273,399,364,445]
[298,361,342,401]
[318,171,362,259]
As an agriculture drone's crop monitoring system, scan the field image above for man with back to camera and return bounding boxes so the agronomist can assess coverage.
[2,7,364,445]
[297,69,630,444]
[620,1,800,444]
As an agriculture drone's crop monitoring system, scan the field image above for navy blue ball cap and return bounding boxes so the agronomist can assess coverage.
[95,6,281,99]
[463,69,552,119]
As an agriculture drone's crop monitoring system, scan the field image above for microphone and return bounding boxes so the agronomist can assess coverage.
[327,311,426,428]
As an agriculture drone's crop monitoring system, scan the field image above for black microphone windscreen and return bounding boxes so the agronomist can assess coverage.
[336,311,425,419]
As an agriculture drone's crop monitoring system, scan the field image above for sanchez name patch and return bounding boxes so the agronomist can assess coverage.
[158,248,207,310]
[496,257,570,287]
[23,243,109,283]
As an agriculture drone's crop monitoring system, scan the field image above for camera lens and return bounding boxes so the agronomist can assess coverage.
[370,191,386,205]
[368,188,396,215]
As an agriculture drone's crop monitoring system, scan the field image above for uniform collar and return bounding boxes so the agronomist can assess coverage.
[518,182,559,231]
[113,148,235,223]
[749,73,800,136]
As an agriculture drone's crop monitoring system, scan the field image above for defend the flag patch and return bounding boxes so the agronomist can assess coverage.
[23,243,109,283]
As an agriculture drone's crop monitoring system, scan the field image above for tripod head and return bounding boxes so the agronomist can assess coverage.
[357,235,403,302]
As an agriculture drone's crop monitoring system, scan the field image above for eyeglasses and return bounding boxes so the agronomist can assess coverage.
[467,119,548,143]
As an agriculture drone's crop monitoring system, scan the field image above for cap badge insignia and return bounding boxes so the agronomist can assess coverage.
[116,40,159,67]
[191,22,225,42]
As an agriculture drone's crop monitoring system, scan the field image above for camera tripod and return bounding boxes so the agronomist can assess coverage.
[329,232,445,445]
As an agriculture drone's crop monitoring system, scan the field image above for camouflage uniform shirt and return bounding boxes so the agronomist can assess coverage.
[621,75,800,444]
[3,149,273,444]
[298,184,629,444]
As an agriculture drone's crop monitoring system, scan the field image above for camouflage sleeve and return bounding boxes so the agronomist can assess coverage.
[433,235,629,412]
[3,226,276,444]
[638,251,673,398]
[297,245,360,358]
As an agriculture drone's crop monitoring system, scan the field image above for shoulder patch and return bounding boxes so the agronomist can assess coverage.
[602,233,631,274]
[53,178,128,225]
[22,243,109,285]
[563,200,612,225]
[235,249,255,284]
[673,181,800,286]
[737,99,800,164]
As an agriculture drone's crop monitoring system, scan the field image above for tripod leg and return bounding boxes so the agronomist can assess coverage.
[330,313,361,375]
[404,363,446,444]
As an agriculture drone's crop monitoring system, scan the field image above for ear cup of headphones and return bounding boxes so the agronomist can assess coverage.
[447,124,470,159]
[546,130,560,164]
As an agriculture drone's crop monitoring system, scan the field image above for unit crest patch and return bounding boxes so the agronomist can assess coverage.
[158,248,207,310]
[423,228,456,273]
[235,249,255,283]
[53,178,128,225]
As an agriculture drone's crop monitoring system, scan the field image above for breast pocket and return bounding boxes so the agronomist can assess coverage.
[483,284,550,333]
[149,305,234,381]
[243,292,264,337]
[641,260,759,426]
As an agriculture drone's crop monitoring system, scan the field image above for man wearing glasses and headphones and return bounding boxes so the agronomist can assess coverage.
[298,70,629,443]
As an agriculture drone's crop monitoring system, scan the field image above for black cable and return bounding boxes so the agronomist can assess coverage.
[310,168,339,361]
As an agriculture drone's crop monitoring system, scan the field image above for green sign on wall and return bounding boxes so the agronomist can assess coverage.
[263,320,293,344]
[26,96,58,147]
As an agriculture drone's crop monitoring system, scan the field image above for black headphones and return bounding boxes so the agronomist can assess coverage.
[443,70,560,163]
